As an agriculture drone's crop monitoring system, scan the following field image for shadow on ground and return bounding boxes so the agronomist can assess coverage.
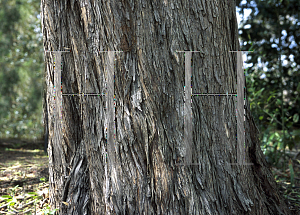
[0,138,49,214]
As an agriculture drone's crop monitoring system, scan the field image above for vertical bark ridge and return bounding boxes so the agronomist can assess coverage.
[41,0,291,214]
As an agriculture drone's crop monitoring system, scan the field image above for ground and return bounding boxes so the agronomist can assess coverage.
[0,138,51,215]
[0,138,299,214]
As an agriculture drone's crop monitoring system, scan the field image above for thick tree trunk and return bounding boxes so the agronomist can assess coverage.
[41,0,291,214]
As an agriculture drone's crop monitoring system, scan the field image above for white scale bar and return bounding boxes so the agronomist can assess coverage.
[177,51,252,166]
[176,50,203,53]
[107,51,116,166]
[50,49,251,166]
[50,50,122,168]
[46,50,70,52]
[184,52,193,165]
[62,94,105,96]
[236,51,246,164]
[193,94,237,96]
[53,51,62,152]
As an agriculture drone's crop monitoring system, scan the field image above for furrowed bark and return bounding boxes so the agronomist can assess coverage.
[41,0,291,214]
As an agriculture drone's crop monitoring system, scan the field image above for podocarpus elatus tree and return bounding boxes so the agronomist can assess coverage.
[41,0,291,214]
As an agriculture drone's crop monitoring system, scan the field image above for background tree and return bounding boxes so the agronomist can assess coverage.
[237,0,300,166]
[41,0,291,214]
[0,0,44,140]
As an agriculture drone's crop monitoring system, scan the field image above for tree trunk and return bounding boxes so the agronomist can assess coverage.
[41,0,291,214]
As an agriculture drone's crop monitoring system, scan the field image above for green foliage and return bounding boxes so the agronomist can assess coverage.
[42,206,59,215]
[0,178,57,214]
[0,185,52,214]
[0,0,44,140]
[237,0,300,166]
[9,185,20,196]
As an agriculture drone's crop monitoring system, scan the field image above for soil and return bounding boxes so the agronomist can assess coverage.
[0,138,299,214]
[0,138,49,214]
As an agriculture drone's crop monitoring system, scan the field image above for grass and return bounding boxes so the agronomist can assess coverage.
[0,138,299,214]
[0,138,57,214]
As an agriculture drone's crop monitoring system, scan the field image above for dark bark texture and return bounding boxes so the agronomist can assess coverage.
[41,0,291,214]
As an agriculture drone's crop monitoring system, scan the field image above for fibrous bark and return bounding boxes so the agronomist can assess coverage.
[41,0,291,214]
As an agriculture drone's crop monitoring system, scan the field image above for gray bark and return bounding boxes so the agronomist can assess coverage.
[41,0,291,214]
